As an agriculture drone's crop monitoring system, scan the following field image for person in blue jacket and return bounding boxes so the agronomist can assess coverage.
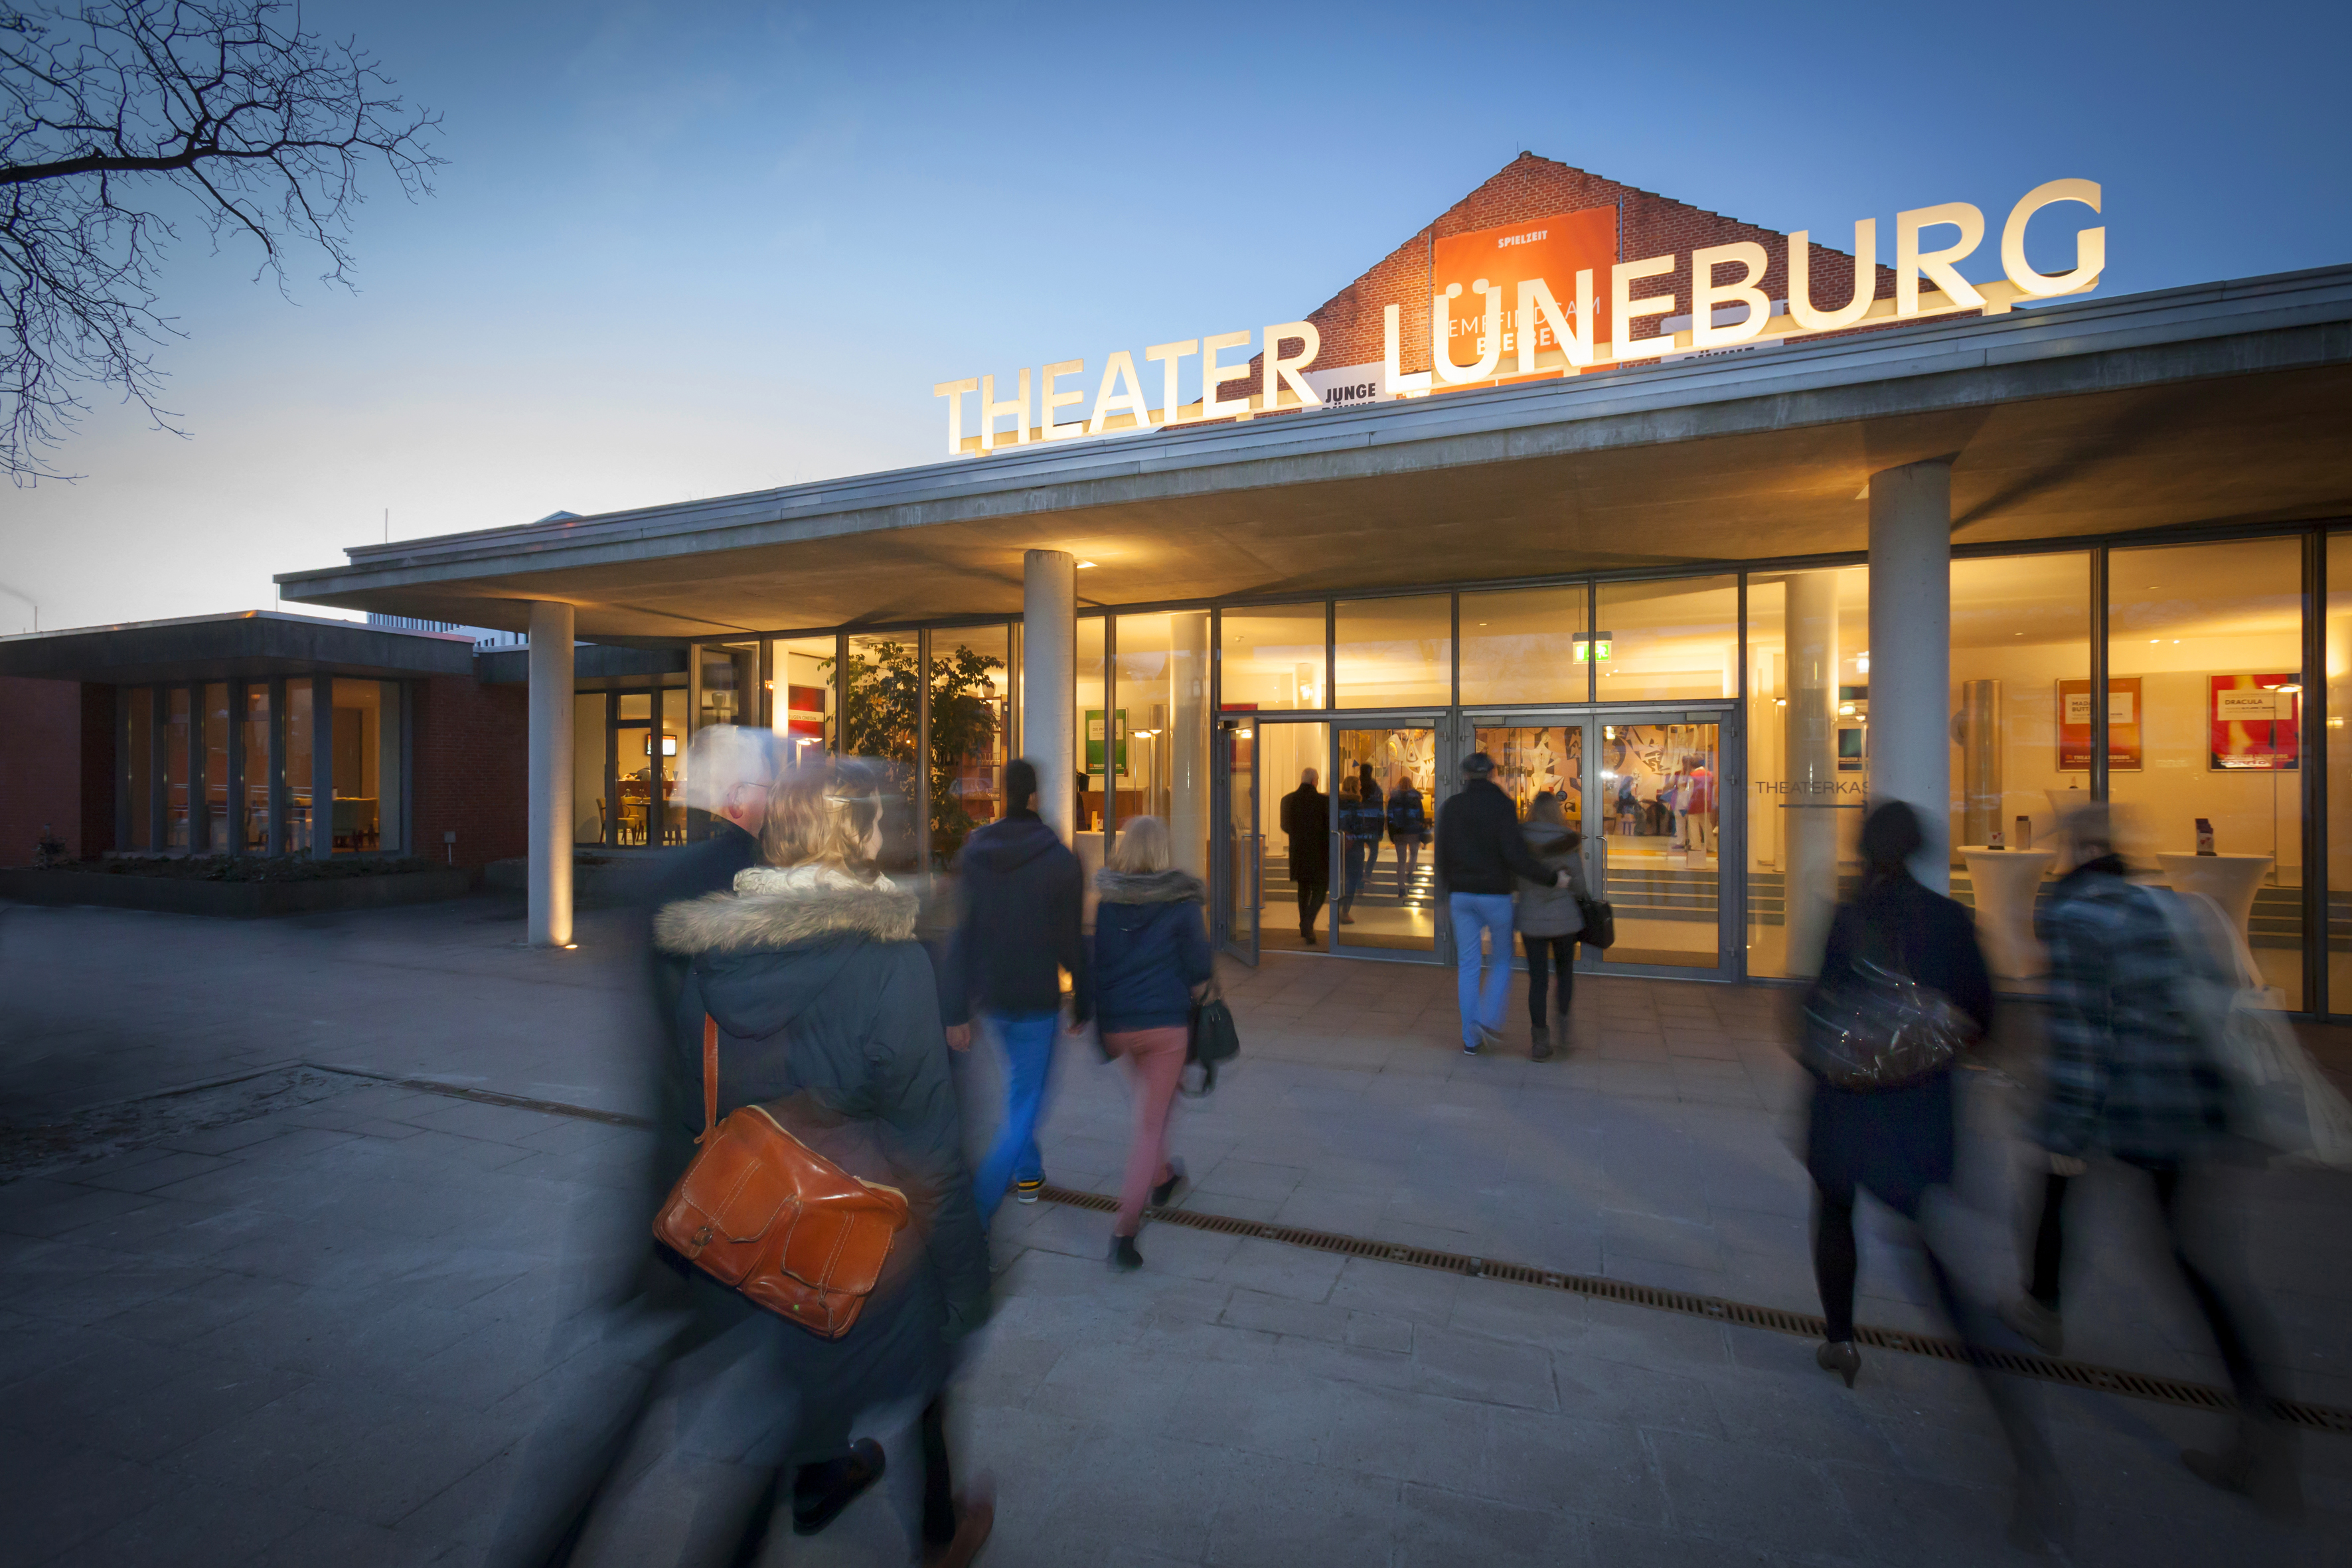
[1090,815,1214,1271]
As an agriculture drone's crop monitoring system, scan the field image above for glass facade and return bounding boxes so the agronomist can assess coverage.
[202,683,230,852]
[123,686,154,850]
[281,681,315,855]
[240,685,272,852]
[931,626,1012,864]
[678,524,2352,1010]
[773,636,835,767]
[1745,568,1869,979]
[1220,604,1325,710]
[1460,586,1588,706]
[1597,575,1739,702]
[577,682,690,846]
[165,686,191,849]
[2110,538,2305,1002]
[1335,595,1450,709]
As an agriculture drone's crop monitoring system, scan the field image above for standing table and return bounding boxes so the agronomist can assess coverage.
[2156,853,2274,946]
[1959,848,2055,978]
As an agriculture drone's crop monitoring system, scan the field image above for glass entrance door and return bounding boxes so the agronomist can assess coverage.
[1587,714,1733,974]
[1214,716,1258,963]
[1462,711,1737,978]
[1334,722,1441,953]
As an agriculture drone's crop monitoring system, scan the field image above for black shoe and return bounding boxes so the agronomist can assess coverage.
[1816,1340,1861,1389]
[1150,1158,1187,1209]
[1531,1025,1553,1062]
[1110,1234,1144,1271]
[792,1437,885,1535]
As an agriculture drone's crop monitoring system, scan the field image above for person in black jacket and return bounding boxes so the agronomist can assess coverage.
[517,758,994,1568]
[939,758,1090,1219]
[1801,801,2065,1551]
[1435,753,1567,1054]
[1278,767,1330,944]
[1091,816,1214,1271]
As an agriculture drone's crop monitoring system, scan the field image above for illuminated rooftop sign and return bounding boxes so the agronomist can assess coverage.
[931,179,2103,457]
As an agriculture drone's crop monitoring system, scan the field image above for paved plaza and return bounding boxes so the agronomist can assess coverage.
[1,895,2346,1566]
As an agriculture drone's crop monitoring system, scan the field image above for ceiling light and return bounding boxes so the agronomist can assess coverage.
[1075,560,1097,569]
[1839,703,1856,716]
[2150,638,2159,644]
[2276,683,2303,694]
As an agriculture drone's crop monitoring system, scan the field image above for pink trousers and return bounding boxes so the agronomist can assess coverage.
[1105,1025,1187,1236]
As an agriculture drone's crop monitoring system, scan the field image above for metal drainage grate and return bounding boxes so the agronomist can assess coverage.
[1036,1184,2351,1437]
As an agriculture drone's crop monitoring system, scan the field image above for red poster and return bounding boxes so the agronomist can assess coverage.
[2057,678,2142,771]
[1431,206,1620,376]
[2210,674,2300,770]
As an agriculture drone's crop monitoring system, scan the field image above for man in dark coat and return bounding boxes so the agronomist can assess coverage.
[940,758,1091,1217]
[1435,753,1565,1054]
[1278,767,1330,944]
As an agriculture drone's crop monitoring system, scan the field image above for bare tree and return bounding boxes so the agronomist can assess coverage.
[1,0,441,481]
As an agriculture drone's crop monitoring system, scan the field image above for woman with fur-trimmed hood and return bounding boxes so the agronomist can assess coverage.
[1091,816,1215,1271]
[647,758,992,1565]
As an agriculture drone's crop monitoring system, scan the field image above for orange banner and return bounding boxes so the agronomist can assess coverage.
[1431,206,1620,373]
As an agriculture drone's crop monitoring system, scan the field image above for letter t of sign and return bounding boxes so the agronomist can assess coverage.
[934,378,978,457]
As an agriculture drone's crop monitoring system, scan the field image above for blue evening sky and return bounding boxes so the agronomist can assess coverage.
[5,0,2347,631]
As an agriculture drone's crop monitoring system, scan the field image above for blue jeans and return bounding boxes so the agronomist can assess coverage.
[974,1010,1059,1223]
[1449,892,1515,1047]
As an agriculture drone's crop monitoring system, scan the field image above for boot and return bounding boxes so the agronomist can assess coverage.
[1551,1007,1571,1054]
[1110,1234,1144,1271]
[1816,1340,1860,1388]
[1531,1024,1553,1062]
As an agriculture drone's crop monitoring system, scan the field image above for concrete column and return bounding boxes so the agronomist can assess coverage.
[1784,572,1842,973]
[528,600,576,946]
[1169,610,1212,880]
[1867,459,1954,893]
[1023,550,1077,842]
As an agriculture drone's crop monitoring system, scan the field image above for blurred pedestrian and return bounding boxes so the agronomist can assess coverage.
[2005,805,2298,1509]
[1336,773,1382,925]
[1091,816,1214,1271]
[1356,761,1385,887]
[513,759,994,1567]
[1800,801,2065,1549]
[1514,791,1587,1061]
[1279,767,1330,945]
[489,727,785,1567]
[1387,771,1429,889]
[1435,751,1569,1056]
[941,757,1091,1219]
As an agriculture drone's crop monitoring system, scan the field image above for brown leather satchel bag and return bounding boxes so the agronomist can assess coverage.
[653,1016,911,1338]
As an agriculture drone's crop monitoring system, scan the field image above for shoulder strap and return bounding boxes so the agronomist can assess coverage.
[699,1014,719,1144]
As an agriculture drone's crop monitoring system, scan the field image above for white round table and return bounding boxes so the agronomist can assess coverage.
[1959,848,2055,977]
[2156,853,2274,943]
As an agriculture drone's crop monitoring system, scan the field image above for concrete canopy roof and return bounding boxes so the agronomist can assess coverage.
[0,611,476,684]
[276,266,2352,645]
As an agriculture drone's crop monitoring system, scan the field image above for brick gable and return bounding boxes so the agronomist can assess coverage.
[1269,152,1898,384]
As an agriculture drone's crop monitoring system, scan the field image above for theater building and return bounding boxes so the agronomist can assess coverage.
[244,155,2352,1010]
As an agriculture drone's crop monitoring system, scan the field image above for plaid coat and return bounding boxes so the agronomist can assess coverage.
[2035,858,2234,1162]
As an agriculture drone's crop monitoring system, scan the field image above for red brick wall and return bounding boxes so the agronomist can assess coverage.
[0,674,84,866]
[1255,151,1905,388]
[410,672,527,870]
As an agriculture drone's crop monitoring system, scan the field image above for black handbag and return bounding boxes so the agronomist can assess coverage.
[1797,918,1976,1090]
[1575,895,1616,951]
[1183,985,1241,1096]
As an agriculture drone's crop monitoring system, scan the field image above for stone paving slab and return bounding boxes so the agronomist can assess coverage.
[1,898,2347,1565]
